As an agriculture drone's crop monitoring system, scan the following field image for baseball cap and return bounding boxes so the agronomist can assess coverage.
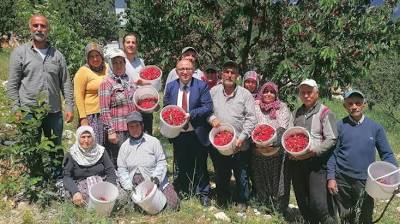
[299,79,318,89]
[126,111,143,123]
[222,60,239,72]
[205,64,218,73]
[181,46,197,55]
[108,48,126,59]
[343,89,365,99]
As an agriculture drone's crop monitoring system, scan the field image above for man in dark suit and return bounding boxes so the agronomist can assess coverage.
[163,59,213,207]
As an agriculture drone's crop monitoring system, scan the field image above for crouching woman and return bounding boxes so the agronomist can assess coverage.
[117,111,180,211]
[63,126,117,206]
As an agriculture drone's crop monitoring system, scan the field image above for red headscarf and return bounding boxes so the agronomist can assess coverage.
[256,82,281,119]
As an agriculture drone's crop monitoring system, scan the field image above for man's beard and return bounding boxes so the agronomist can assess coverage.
[31,32,47,42]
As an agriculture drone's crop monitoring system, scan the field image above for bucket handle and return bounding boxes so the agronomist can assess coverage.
[373,168,400,182]
[373,186,400,223]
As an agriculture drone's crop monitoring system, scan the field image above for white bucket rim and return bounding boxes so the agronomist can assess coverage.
[251,123,277,146]
[159,105,188,128]
[368,161,400,188]
[281,126,311,156]
[89,182,119,204]
[139,65,162,81]
[133,85,159,112]
[209,123,237,151]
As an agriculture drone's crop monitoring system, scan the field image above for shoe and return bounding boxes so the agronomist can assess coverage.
[234,203,247,212]
[200,196,211,207]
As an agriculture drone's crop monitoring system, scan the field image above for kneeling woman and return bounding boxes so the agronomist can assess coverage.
[118,111,180,211]
[63,126,117,206]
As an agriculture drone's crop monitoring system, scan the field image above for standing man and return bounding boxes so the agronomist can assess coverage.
[163,59,213,207]
[327,90,398,224]
[122,32,155,135]
[208,61,257,211]
[165,47,203,84]
[201,64,220,89]
[289,79,337,224]
[7,14,74,176]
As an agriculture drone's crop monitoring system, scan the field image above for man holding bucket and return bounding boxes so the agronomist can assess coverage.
[327,90,398,223]
[289,79,338,224]
[163,59,213,207]
[208,61,257,211]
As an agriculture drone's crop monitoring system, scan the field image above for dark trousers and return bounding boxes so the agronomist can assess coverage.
[141,112,153,135]
[26,111,64,177]
[104,131,129,168]
[289,160,336,224]
[335,172,374,224]
[172,131,210,197]
[209,148,251,205]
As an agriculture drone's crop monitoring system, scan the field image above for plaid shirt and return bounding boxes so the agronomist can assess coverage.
[99,73,136,135]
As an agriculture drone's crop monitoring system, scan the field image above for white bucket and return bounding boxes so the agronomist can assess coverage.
[133,86,159,113]
[131,180,167,215]
[209,123,237,156]
[139,65,162,91]
[251,123,277,147]
[281,126,311,156]
[365,161,400,199]
[159,105,188,138]
[87,182,119,216]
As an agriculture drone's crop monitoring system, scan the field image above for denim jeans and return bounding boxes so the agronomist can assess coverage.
[209,148,251,205]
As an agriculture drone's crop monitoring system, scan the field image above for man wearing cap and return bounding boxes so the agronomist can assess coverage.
[289,79,338,224]
[100,48,136,166]
[163,59,213,207]
[208,61,257,210]
[327,90,397,223]
[117,111,180,210]
[165,46,203,85]
[7,14,74,177]
[201,64,220,89]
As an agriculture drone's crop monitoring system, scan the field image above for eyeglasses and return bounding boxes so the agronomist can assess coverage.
[177,68,193,72]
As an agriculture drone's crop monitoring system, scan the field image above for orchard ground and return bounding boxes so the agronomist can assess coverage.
[0,49,399,223]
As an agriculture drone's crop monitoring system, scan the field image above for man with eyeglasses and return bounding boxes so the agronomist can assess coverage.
[163,59,213,207]
[7,14,73,178]
[208,61,257,211]
[327,90,398,224]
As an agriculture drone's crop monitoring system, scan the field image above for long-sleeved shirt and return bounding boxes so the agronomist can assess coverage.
[62,151,117,195]
[125,57,144,82]
[99,73,136,135]
[165,68,203,85]
[255,102,292,130]
[209,84,257,150]
[73,65,108,118]
[117,134,169,190]
[7,42,74,113]
[293,101,337,156]
[327,116,398,181]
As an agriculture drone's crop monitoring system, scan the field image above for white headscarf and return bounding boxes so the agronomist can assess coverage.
[69,126,105,166]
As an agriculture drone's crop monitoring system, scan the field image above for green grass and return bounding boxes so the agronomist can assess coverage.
[0,48,10,81]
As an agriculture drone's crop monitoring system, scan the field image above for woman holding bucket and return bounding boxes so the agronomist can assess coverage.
[62,126,117,206]
[251,82,292,216]
[117,111,180,212]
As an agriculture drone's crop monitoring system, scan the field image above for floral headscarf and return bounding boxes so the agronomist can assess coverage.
[242,71,260,98]
[84,42,105,73]
[256,82,281,119]
[69,126,105,166]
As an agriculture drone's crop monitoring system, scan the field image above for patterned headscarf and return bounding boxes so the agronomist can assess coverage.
[257,82,281,119]
[69,126,105,166]
[84,42,105,73]
[242,71,260,98]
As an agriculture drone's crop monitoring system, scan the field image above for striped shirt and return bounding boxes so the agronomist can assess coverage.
[99,73,136,135]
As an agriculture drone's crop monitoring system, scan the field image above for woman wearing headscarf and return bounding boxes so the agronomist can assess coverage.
[63,126,117,206]
[242,70,260,99]
[99,48,136,167]
[250,82,292,216]
[74,43,108,145]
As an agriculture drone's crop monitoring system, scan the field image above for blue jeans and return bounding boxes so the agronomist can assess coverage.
[209,148,251,205]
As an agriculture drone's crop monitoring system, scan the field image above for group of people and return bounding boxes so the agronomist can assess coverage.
[6,14,398,223]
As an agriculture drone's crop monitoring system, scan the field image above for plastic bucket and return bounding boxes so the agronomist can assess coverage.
[209,123,237,156]
[159,105,188,138]
[281,126,311,156]
[139,65,162,91]
[251,123,277,147]
[133,86,159,113]
[87,182,119,216]
[131,180,167,215]
[365,161,400,199]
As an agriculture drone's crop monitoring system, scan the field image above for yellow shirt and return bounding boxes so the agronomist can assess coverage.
[73,64,108,118]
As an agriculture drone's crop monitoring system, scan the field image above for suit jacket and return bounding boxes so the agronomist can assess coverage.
[163,78,213,146]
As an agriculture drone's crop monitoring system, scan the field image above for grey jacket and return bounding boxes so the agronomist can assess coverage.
[7,42,74,113]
